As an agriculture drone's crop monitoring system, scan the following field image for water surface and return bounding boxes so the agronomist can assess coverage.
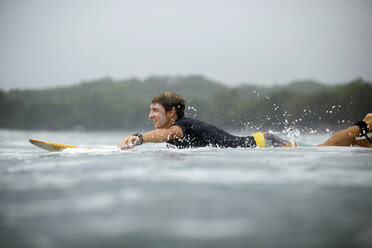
[1,130,372,248]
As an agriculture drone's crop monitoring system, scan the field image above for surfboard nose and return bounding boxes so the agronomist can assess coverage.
[29,139,90,152]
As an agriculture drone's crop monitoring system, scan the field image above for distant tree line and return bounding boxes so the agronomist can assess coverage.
[0,76,371,132]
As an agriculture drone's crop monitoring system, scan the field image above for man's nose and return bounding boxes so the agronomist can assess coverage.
[149,111,154,119]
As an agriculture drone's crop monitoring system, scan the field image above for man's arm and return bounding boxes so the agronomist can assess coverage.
[318,113,372,147]
[118,125,183,150]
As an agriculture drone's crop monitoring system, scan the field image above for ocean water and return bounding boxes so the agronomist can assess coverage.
[1,129,372,248]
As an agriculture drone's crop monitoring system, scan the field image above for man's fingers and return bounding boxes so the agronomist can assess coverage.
[122,141,135,149]
[118,136,140,150]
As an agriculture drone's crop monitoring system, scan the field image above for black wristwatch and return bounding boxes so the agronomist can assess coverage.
[132,133,143,145]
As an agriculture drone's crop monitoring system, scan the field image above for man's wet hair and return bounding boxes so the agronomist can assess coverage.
[152,92,186,118]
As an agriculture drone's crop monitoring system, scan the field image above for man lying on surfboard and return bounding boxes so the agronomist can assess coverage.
[118,92,372,150]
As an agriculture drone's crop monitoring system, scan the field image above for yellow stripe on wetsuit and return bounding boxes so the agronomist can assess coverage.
[252,131,266,148]
[252,131,296,148]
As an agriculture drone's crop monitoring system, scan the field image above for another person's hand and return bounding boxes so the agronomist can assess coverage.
[117,136,141,150]
[362,113,372,132]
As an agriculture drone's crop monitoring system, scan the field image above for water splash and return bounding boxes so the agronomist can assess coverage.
[281,125,301,143]
[187,106,198,118]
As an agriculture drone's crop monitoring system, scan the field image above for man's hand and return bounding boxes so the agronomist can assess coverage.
[117,135,141,150]
[117,126,183,150]
[362,113,372,132]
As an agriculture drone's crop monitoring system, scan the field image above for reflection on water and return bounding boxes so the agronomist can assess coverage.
[0,130,372,248]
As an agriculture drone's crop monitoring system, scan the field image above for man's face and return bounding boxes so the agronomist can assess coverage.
[148,103,173,129]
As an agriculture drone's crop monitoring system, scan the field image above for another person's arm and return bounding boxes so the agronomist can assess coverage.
[118,126,183,150]
[318,113,372,147]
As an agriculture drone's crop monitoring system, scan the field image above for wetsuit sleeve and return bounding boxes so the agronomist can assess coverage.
[170,120,187,138]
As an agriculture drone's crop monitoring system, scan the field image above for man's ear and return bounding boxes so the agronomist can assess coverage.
[168,107,176,117]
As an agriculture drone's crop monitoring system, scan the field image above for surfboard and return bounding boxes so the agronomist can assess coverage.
[29,139,90,152]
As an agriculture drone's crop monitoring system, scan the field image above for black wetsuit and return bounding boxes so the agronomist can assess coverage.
[167,117,256,148]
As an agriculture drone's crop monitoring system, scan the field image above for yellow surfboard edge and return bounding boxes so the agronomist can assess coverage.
[29,139,91,152]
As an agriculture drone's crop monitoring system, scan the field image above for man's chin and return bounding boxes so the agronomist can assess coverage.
[154,124,164,129]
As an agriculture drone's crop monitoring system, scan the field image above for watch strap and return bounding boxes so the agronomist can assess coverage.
[132,133,143,145]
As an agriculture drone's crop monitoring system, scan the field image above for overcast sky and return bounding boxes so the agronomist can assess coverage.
[1,0,371,90]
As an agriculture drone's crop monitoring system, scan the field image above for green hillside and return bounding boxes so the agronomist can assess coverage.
[1,76,371,132]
